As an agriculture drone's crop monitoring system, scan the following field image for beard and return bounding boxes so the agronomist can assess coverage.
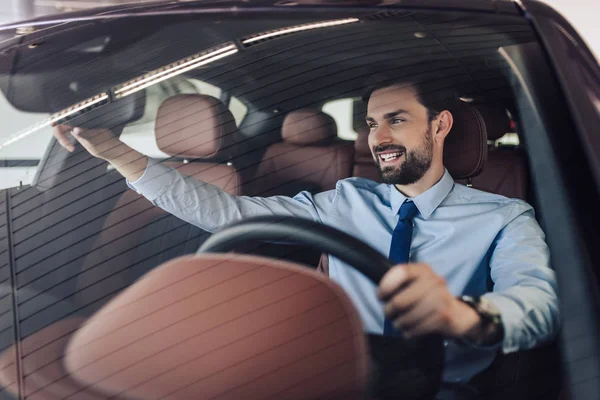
[374,127,433,185]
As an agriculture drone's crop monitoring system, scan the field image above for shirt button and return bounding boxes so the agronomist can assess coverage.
[443,340,448,347]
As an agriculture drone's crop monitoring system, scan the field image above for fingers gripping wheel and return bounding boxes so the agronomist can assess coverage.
[199,216,445,400]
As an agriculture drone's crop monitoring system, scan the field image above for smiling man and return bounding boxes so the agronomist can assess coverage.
[53,77,559,399]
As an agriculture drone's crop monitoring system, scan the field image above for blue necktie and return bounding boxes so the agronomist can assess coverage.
[383,200,419,336]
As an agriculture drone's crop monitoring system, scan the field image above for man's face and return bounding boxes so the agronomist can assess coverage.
[366,84,435,185]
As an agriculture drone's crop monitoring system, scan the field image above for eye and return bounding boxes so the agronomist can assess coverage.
[367,122,378,129]
[391,118,405,125]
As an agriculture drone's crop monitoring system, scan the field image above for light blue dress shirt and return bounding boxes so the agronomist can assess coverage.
[129,159,559,383]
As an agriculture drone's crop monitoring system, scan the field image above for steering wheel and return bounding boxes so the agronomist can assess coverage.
[198,215,445,400]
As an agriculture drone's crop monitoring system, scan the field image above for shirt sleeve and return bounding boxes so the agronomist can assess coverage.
[126,158,337,233]
[482,201,560,354]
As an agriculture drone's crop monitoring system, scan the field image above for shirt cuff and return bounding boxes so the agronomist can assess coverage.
[481,292,521,354]
[126,158,175,202]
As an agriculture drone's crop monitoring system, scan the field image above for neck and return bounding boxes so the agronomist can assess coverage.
[394,163,445,198]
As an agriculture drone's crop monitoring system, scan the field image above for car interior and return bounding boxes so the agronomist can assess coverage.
[0,6,577,400]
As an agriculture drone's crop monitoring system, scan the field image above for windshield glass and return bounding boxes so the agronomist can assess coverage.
[0,8,564,400]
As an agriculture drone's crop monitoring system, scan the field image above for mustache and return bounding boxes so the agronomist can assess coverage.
[372,144,407,154]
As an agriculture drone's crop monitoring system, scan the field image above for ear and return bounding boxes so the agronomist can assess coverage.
[433,110,453,144]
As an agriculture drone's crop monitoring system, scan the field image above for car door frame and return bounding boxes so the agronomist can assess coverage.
[508,1,600,399]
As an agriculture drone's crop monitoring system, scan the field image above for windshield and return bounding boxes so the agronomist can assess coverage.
[0,8,565,400]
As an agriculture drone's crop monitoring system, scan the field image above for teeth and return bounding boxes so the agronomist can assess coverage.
[380,152,402,162]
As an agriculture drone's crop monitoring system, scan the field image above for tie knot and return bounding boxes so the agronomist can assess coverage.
[398,201,419,220]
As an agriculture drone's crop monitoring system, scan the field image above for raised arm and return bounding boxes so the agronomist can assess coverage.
[53,125,334,233]
[53,124,148,182]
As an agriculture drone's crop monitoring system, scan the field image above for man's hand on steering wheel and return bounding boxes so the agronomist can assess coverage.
[378,264,483,341]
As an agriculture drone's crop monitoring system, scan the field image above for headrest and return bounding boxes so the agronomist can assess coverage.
[66,254,369,399]
[473,104,512,141]
[282,109,337,145]
[444,103,502,180]
[155,94,236,159]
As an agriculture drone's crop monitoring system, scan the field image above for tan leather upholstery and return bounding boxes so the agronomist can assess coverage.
[155,94,237,159]
[66,255,368,400]
[244,109,354,197]
[72,95,241,319]
[464,148,528,200]
[282,108,337,144]
[0,317,123,399]
[442,103,490,180]
[352,130,380,182]
[0,256,368,400]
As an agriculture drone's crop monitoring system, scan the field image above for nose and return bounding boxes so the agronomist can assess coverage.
[370,124,393,147]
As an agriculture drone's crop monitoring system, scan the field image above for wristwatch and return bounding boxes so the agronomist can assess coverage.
[458,295,504,346]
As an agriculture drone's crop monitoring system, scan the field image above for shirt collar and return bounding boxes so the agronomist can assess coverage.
[390,169,455,219]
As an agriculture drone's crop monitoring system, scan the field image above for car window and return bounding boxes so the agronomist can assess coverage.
[229,95,248,126]
[0,94,52,190]
[321,98,359,140]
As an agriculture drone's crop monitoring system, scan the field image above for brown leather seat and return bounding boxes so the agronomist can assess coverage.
[0,255,369,400]
[353,131,380,182]
[351,102,529,200]
[69,94,241,321]
[243,109,355,197]
[240,109,356,267]
[453,104,529,201]
[66,255,368,400]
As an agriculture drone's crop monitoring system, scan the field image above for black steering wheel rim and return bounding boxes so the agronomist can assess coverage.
[198,215,393,284]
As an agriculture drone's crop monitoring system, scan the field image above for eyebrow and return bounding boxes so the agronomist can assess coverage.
[365,109,409,122]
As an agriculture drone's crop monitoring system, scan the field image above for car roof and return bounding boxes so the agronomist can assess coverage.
[0,0,520,32]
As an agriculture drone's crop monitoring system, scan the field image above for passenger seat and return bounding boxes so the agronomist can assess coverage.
[72,94,241,312]
[243,108,355,197]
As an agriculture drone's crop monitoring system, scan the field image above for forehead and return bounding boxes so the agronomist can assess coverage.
[367,84,424,118]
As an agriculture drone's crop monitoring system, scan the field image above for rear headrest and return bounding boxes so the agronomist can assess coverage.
[473,104,511,141]
[444,103,509,179]
[155,94,236,159]
[282,109,337,145]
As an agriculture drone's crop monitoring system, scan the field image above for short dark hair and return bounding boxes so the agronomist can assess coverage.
[362,75,459,121]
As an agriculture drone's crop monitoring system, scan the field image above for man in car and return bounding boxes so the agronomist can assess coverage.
[53,78,559,397]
